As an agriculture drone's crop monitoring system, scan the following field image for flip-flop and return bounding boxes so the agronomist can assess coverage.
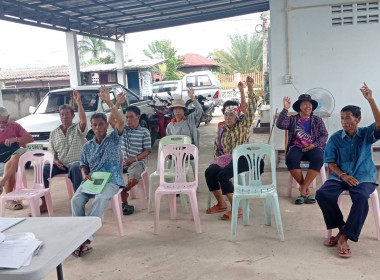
[72,247,81,258]
[338,246,352,258]
[6,200,23,210]
[220,210,243,221]
[206,204,227,214]
[323,236,338,247]
[305,195,316,204]
[295,196,305,205]
[122,204,134,215]
[80,240,93,257]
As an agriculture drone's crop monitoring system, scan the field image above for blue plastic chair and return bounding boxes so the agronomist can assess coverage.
[230,143,285,242]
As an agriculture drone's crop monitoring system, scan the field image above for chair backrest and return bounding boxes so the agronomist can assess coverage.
[159,143,198,187]
[232,143,276,192]
[156,135,192,171]
[16,150,54,190]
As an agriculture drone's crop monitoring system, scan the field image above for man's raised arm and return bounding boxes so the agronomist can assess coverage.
[73,89,87,132]
[360,82,380,131]
[98,85,124,134]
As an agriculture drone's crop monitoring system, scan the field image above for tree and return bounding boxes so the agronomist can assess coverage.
[209,34,263,74]
[78,36,115,64]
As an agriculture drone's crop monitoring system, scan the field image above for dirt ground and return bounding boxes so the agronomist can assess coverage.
[3,108,380,280]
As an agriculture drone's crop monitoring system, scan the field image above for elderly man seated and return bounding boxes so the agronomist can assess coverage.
[112,93,151,215]
[0,107,34,210]
[71,86,125,257]
[316,83,380,259]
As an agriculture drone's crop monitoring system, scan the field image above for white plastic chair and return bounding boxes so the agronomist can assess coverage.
[326,189,380,241]
[148,135,192,213]
[0,150,54,217]
[154,143,201,234]
[230,143,284,242]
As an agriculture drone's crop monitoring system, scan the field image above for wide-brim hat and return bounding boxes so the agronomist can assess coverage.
[168,99,187,111]
[292,94,318,112]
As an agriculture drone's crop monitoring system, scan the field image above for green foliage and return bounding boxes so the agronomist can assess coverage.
[209,34,263,74]
[78,36,115,65]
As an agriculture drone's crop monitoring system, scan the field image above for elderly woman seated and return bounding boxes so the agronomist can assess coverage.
[276,94,328,204]
[205,76,263,221]
[165,88,202,148]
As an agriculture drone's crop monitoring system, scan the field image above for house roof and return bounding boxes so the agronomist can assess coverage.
[1,1,269,41]
[81,59,167,72]
[181,53,219,67]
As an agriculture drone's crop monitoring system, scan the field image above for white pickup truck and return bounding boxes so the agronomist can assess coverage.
[16,84,156,148]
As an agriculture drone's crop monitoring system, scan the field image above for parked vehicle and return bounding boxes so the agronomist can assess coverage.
[152,80,183,99]
[16,84,156,148]
[181,71,222,106]
[187,95,214,127]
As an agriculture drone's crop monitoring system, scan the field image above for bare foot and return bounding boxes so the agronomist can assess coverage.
[300,185,309,197]
[337,234,351,258]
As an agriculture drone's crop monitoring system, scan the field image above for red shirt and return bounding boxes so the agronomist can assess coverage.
[0,121,32,147]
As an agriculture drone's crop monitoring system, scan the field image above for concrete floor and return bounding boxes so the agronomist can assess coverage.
[3,108,380,280]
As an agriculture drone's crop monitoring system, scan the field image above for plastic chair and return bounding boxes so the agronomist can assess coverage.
[230,143,284,242]
[0,150,54,217]
[101,151,125,236]
[128,163,149,210]
[287,162,327,197]
[154,143,201,234]
[148,135,192,213]
[326,189,380,241]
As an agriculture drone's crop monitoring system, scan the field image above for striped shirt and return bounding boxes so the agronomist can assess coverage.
[213,93,256,158]
[49,122,88,167]
[120,125,151,166]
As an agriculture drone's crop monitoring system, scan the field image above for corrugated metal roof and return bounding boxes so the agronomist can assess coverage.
[0,0,269,41]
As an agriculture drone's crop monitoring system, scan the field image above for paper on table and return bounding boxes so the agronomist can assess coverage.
[0,218,26,232]
[0,239,42,269]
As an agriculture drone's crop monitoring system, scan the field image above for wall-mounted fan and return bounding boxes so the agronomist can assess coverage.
[305,88,335,118]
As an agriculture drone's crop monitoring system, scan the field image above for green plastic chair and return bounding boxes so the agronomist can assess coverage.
[230,143,285,242]
[148,135,192,213]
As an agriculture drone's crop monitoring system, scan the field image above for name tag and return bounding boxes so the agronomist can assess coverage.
[26,144,44,150]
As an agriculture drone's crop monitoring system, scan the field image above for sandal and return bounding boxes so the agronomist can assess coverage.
[338,246,352,258]
[206,204,227,214]
[72,247,81,258]
[122,203,134,215]
[80,240,93,257]
[6,200,23,210]
[220,210,243,221]
[295,196,305,205]
[323,236,338,247]
[305,195,316,204]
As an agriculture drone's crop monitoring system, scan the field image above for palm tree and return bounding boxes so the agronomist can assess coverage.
[209,34,263,74]
[78,36,115,64]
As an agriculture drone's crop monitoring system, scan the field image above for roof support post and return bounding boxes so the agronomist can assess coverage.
[65,31,81,87]
[115,41,126,87]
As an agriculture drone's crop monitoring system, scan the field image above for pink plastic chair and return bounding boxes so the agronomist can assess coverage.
[102,151,125,236]
[0,150,54,217]
[154,144,201,234]
[326,189,380,240]
[129,167,149,210]
[287,162,327,197]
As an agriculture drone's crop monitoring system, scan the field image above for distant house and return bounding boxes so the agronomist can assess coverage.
[178,53,219,74]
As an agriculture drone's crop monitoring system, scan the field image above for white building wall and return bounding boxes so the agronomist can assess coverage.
[269,0,380,150]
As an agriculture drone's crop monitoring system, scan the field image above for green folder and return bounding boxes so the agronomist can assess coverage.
[81,172,112,194]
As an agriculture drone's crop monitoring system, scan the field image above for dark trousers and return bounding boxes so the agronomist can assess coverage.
[43,162,83,192]
[286,146,324,171]
[316,180,377,242]
[205,158,264,195]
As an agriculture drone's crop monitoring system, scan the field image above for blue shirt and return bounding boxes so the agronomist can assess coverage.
[324,123,380,184]
[81,128,125,187]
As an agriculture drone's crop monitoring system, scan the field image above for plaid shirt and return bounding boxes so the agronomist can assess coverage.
[213,93,256,158]
[49,122,88,167]
[276,109,328,151]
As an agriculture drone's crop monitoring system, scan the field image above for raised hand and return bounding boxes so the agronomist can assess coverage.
[360,82,373,100]
[73,89,81,104]
[238,81,245,93]
[283,96,291,110]
[116,92,127,106]
[188,88,195,100]
[98,85,111,102]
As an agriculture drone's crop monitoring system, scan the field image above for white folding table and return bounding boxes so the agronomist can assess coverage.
[0,217,101,280]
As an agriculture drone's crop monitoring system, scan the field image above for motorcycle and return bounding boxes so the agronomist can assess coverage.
[187,95,215,128]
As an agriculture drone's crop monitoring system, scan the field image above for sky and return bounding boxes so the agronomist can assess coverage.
[0,13,263,70]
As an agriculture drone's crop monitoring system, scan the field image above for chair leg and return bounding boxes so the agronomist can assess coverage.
[168,194,177,220]
[370,190,380,240]
[264,197,272,226]
[148,174,156,213]
[44,193,54,217]
[207,191,212,210]
[230,196,241,242]
[180,194,189,214]
[270,194,285,241]
[111,193,125,236]
[65,178,74,199]
[326,229,333,239]
[154,192,163,234]
[188,191,202,233]
[129,187,137,199]
[30,198,41,217]
[242,199,250,226]
[0,198,6,217]
[320,165,327,183]
[287,173,294,198]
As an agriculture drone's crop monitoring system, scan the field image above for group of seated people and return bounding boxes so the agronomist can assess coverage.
[0,77,379,259]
